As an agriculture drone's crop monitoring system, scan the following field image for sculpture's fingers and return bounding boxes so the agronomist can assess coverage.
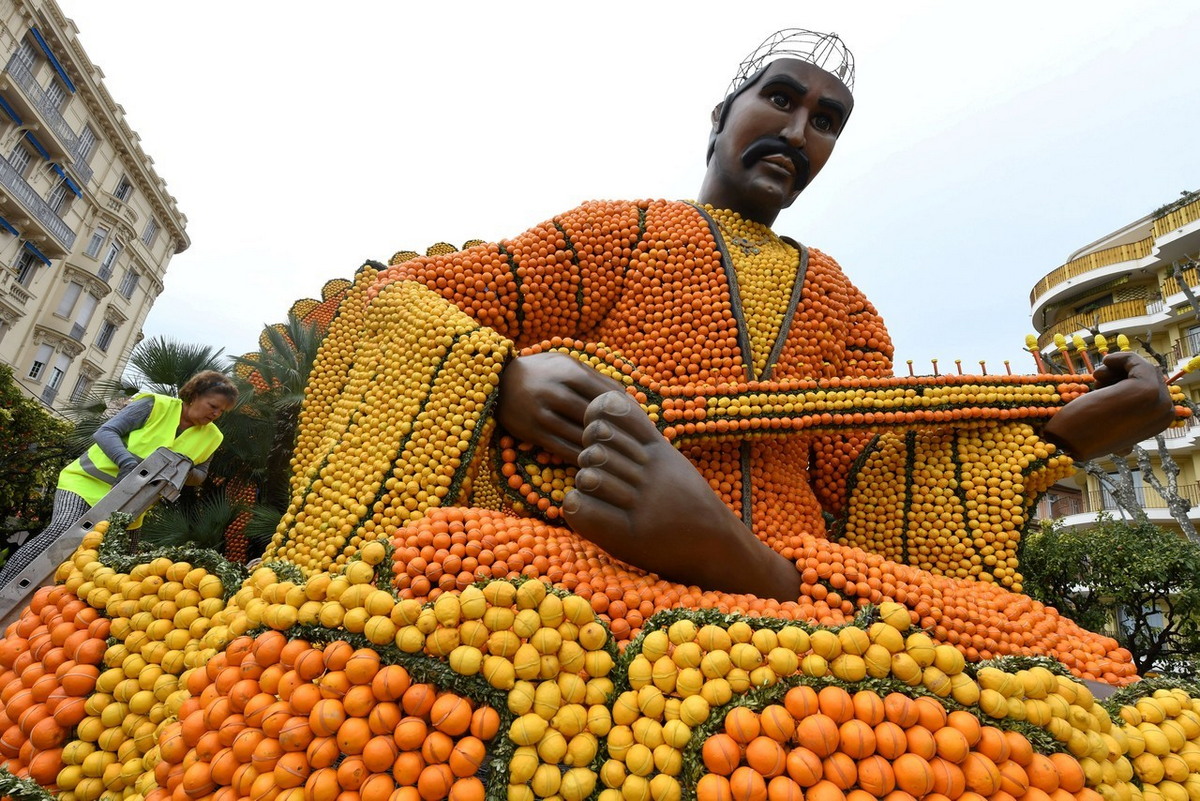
[583,390,664,446]
[577,440,642,487]
[561,488,634,553]
[573,463,639,509]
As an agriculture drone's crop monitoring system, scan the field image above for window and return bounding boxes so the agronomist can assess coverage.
[75,126,97,164]
[95,320,117,351]
[28,343,52,380]
[44,79,67,110]
[55,281,83,317]
[69,374,92,403]
[113,176,133,202]
[141,218,159,248]
[7,142,32,177]
[12,39,37,73]
[46,179,71,215]
[84,226,109,258]
[98,240,122,281]
[47,354,70,390]
[72,293,99,340]
[15,251,39,286]
[118,268,139,299]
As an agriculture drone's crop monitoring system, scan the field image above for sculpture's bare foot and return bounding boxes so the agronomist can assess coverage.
[561,391,801,599]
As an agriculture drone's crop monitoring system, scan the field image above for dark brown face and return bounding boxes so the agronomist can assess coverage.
[698,59,853,226]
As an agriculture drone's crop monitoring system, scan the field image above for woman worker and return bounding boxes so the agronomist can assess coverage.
[0,370,238,585]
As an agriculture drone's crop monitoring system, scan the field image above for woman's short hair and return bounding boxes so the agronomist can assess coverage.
[179,370,239,404]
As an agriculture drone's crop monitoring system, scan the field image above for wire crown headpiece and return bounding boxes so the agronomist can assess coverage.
[728,29,855,96]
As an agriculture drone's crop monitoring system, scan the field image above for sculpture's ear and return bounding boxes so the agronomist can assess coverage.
[710,102,724,130]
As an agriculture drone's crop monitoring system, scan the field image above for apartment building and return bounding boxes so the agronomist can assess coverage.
[1029,190,1200,532]
[0,0,187,412]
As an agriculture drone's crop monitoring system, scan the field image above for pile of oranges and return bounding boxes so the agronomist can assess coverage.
[0,523,1199,801]
[151,631,500,801]
[0,586,108,792]
[693,688,1101,801]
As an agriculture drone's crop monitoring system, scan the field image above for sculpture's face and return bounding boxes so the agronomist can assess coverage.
[703,59,853,225]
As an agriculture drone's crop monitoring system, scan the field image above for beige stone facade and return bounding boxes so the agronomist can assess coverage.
[1028,191,1200,532]
[0,0,187,412]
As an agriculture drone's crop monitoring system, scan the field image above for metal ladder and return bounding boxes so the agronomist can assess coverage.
[0,447,193,630]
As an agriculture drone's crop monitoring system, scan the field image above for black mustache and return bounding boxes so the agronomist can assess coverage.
[740,139,810,191]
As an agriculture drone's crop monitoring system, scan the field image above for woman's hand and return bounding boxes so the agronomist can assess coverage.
[1042,352,1177,461]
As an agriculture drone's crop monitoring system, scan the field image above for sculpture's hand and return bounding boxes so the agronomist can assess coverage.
[495,352,626,464]
[562,390,802,600]
[1042,352,1177,461]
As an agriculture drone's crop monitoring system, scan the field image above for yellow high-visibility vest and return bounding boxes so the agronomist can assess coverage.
[58,393,223,510]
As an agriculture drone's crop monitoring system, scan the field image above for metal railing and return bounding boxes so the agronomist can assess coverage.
[69,322,86,341]
[1087,482,1200,513]
[3,56,77,151]
[40,384,57,405]
[0,153,75,250]
[3,57,93,186]
[1172,331,1200,362]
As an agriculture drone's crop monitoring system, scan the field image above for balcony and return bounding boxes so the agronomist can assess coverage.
[1151,196,1200,240]
[104,192,138,228]
[0,57,94,186]
[0,56,75,160]
[40,383,57,405]
[0,152,75,255]
[1162,264,1200,299]
[1030,237,1154,306]
[1036,298,1158,349]
[1086,482,1200,514]
[69,321,86,341]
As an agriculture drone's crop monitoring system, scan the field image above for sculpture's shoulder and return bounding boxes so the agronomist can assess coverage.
[790,242,882,315]
[553,198,691,229]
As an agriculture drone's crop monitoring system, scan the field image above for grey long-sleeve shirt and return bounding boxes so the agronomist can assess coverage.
[94,396,212,482]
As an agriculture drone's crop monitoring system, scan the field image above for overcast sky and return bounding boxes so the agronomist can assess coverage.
[60,1,1200,376]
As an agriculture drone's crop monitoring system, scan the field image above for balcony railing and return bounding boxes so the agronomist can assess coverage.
[1087,482,1200,513]
[0,152,75,252]
[1162,417,1199,440]
[104,193,138,226]
[1172,331,1200,362]
[97,263,113,282]
[40,384,57,405]
[69,322,86,341]
[1152,196,1200,239]
[3,57,93,186]
[1161,265,1200,299]
[1036,298,1154,349]
[3,55,76,152]
[1030,237,1154,305]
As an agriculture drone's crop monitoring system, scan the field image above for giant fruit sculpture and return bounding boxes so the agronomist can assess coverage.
[0,245,1196,801]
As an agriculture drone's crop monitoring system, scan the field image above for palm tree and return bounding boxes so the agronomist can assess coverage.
[227,313,324,511]
[64,336,227,452]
